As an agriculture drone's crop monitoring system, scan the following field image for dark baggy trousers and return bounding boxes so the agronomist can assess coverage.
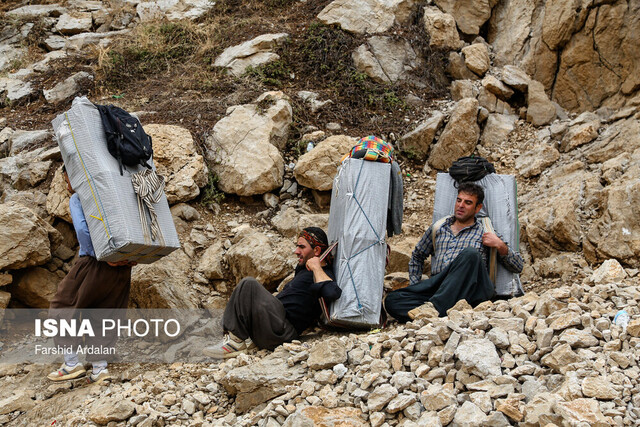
[49,256,132,361]
[384,247,494,322]
[223,277,298,350]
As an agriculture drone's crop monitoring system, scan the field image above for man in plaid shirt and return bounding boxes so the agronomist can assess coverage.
[385,182,524,321]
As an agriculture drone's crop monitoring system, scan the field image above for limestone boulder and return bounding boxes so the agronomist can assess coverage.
[46,167,72,223]
[352,37,421,84]
[213,33,289,77]
[428,98,479,170]
[226,228,294,288]
[196,241,226,280]
[0,391,36,416]
[586,149,640,267]
[447,52,478,81]
[283,407,365,427]
[480,113,517,146]
[454,338,502,378]
[205,92,292,196]
[555,398,609,427]
[434,0,491,35]
[398,112,445,158]
[462,43,491,77]
[450,80,476,101]
[88,397,136,425]
[144,124,208,204]
[9,267,60,309]
[131,249,200,308]
[271,208,329,238]
[55,13,93,35]
[221,349,306,413]
[581,376,620,400]
[482,75,514,100]
[318,0,416,34]
[423,7,463,51]
[521,162,601,259]
[501,65,530,92]
[9,129,51,156]
[43,71,93,104]
[586,117,640,165]
[294,135,356,191]
[0,202,61,270]
[387,236,419,273]
[560,120,599,152]
[526,81,556,126]
[477,87,515,115]
[308,337,348,370]
[0,78,37,106]
[452,401,487,426]
[590,259,627,284]
[136,0,215,21]
[515,143,560,178]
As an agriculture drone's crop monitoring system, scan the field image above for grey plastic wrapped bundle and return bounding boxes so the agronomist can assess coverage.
[51,96,180,264]
[433,173,523,296]
[327,158,390,328]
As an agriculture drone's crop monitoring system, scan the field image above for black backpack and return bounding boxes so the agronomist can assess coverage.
[448,156,495,183]
[97,104,153,175]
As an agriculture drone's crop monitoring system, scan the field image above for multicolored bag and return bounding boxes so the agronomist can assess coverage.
[346,135,395,163]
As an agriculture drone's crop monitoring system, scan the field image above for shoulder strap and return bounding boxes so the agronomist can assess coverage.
[431,215,451,250]
[480,217,498,285]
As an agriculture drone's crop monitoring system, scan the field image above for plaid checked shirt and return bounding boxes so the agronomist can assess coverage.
[408,216,524,286]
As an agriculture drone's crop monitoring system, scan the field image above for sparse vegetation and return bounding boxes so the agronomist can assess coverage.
[200,171,225,207]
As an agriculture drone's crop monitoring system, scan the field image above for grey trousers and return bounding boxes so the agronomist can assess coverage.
[223,277,298,350]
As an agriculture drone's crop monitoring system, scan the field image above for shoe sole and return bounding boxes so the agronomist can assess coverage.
[202,348,248,359]
[87,374,111,384]
[47,369,86,381]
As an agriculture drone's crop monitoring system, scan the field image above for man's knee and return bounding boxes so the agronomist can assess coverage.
[455,247,482,264]
[237,277,261,289]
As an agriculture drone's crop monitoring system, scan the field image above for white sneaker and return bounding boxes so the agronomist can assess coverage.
[86,368,111,384]
[203,333,248,359]
[47,363,86,381]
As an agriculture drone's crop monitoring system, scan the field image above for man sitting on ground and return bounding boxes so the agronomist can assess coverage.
[204,227,341,358]
[384,182,524,321]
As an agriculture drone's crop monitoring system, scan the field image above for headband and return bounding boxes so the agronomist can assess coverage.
[300,229,327,250]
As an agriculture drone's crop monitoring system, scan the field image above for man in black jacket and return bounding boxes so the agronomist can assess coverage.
[204,227,341,359]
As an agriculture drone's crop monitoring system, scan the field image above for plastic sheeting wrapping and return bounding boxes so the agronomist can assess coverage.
[433,173,523,296]
[327,159,390,328]
[51,97,180,264]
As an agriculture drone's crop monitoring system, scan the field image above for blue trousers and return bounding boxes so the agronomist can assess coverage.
[384,248,494,322]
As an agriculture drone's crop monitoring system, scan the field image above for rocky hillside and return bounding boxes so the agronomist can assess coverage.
[0,0,639,425]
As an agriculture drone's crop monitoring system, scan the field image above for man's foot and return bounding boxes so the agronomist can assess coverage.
[86,368,111,384]
[203,333,249,359]
[47,363,86,381]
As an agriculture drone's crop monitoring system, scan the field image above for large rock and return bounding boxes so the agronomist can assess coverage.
[367,384,398,412]
[423,7,463,51]
[452,401,487,426]
[581,376,621,400]
[501,65,530,92]
[398,112,445,158]
[196,241,225,280]
[480,113,517,146]
[447,52,479,81]
[144,124,207,204]
[136,0,215,21]
[428,98,479,170]
[541,0,581,51]
[213,33,289,77]
[434,0,491,35]
[0,202,61,270]
[586,147,640,267]
[308,337,348,370]
[9,267,60,309]
[515,143,560,178]
[271,208,329,238]
[555,398,609,427]
[352,36,421,84]
[526,81,556,126]
[55,12,93,35]
[0,391,36,415]
[462,43,491,77]
[454,338,502,378]
[9,129,51,156]
[386,236,419,273]
[130,249,200,308]
[205,92,291,196]
[226,228,294,287]
[88,397,136,425]
[294,135,356,191]
[318,0,416,34]
[560,120,599,152]
[43,71,93,104]
[283,407,365,427]
[221,349,306,413]
[46,167,72,223]
[590,259,627,284]
[0,77,37,105]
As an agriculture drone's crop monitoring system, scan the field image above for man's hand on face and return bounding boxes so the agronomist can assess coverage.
[305,256,322,272]
[482,232,508,256]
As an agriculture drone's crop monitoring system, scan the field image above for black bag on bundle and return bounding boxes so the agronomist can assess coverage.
[448,156,495,183]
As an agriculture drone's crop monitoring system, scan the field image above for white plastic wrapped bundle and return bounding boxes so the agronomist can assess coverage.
[51,97,180,264]
[327,158,390,328]
[433,173,523,296]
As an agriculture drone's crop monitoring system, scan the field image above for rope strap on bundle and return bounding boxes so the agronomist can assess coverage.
[131,169,166,246]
